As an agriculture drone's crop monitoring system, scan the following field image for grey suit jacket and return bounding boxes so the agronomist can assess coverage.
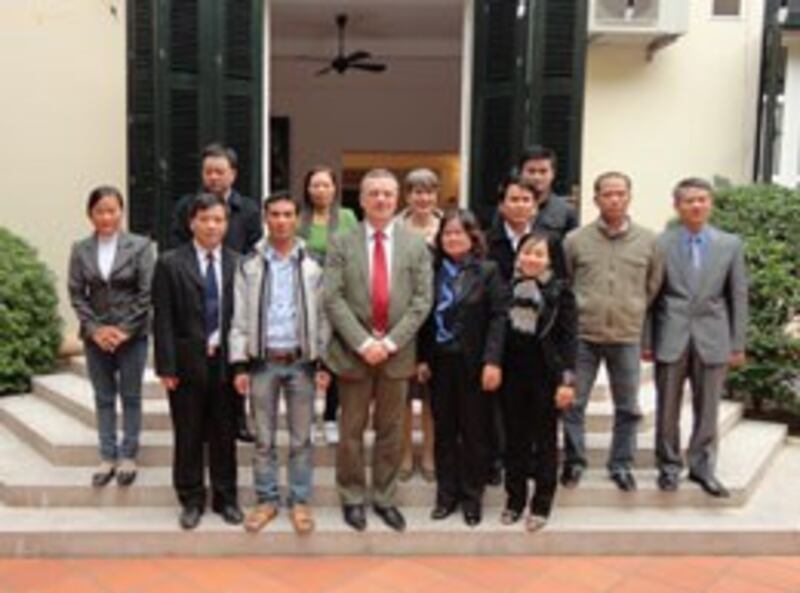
[323,223,433,380]
[68,232,155,340]
[648,225,748,365]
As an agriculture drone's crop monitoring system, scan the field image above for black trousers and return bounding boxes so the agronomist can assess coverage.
[502,349,559,517]
[323,375,339,422]
[430,350,490,512]
[167,356,238,510]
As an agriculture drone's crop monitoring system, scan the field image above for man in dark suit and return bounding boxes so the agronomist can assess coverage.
[324,169,433,532]
[518,146,579,241]
[167,143,262,442]
[645,177,748,498]
[153,193,244,530]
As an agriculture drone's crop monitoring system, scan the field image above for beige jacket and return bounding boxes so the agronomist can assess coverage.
[564,218,663,344]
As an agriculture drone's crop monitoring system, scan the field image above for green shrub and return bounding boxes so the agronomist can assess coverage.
[712,184,800,413]
[0,227,62,394]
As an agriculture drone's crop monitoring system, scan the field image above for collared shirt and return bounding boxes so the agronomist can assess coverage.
[680,225,710,269]
[263,242,300,351]
[365,220,395,292]
[359,220,398,352]
[597,216,631,238]
[504,221,532,252]
[97,232,119,281]
[194,242,223,350]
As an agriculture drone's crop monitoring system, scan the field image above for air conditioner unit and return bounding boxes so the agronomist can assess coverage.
[589,0,689,42]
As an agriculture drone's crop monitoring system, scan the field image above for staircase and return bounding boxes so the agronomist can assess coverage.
[0,357,796,556]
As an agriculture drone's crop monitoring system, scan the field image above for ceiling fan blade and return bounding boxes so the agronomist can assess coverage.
[345,50,371,63]
[350,62,387,73]
[315,65,334,76]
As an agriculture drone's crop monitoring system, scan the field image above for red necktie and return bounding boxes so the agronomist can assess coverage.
[372,230,389,335]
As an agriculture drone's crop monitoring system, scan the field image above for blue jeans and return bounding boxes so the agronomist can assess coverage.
[84,336,148,462]
[562,340,642,474]
[250,360,315,506]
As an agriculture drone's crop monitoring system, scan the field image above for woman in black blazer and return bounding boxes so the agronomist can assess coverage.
[67,186,154,488]
[501,230,577,531]
[417,209,509,527]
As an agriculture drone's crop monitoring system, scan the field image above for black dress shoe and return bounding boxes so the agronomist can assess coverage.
[342,504,367,531]
[430,502,458,521]
[486,466,502,487]
[688,473,730,498]
[657,472,679,492]
[215,504,244,525]
[559,465,583,489]
[463,508,482,527]
[236,425,256,443]
[610,470,637,492]
[91,467,116,488]
[179,506,203,530]
[373,505,406,532]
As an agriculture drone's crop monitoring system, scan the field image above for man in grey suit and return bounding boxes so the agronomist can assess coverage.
[324,168,433,532]
[646,177,748,498]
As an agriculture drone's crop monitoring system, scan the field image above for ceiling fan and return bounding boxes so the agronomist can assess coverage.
[315,14,387,76]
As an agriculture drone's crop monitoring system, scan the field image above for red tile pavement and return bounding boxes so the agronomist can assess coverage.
[0,557,798,593]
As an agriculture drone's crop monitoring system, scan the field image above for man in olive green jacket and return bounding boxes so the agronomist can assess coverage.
[324,169,433,532]
[561,172,663,492]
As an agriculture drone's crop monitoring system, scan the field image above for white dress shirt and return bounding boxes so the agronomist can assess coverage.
[97,233,119,281]
[365,220,395,292]
[194,242,223,350]
[360,220,397,353]
[504,221,532,252]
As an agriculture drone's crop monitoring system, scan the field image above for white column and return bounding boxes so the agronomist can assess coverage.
[459,0,474,207]
[777,40,800,188]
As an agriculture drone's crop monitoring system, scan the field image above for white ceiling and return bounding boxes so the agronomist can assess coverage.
[271,0,464,57]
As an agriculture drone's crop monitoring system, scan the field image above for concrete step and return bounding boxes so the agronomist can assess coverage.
[0,390,742,469]
[0,444,797,556]
[35,370,657,435]
[65,356,656,432]
[0,420,784,509]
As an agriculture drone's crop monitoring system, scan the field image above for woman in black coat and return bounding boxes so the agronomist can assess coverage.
[417,209,509,527]
[502,230,577,531]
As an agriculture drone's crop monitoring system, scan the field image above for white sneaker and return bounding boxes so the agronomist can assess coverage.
[324,421,339,445]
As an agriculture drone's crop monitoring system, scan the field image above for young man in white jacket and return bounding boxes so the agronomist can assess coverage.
[229,193,330,534]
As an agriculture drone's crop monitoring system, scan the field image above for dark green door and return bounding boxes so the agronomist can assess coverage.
[127,0,263,245]
[469,0,587,226]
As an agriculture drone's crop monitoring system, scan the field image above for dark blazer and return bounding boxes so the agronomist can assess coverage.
[418,258,509,373]
[486,219,567,284]
[152,242,238,384]
[67,232,154,340]
[166,190,263,254]
[535,194,578,241]
[506,277,578,381]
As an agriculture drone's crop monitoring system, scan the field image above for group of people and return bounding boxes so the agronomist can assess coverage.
[67,143,748,536]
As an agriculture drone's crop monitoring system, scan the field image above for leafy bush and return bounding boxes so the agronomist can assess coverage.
[712,184,800,413]
[0,227,62,394]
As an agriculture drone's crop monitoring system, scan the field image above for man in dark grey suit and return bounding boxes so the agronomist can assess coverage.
[646,177,748,498]
[518,146,579,241]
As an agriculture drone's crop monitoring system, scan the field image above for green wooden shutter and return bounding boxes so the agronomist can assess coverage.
[469,0,527,226]
[526,0,587,199]
[127,0,159,237]
[219,0,263,203]
[469,0,587,223]
[127,0,263,244]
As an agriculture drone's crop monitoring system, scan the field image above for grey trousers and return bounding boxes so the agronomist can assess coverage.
[655,341,729,479]
[336,369,407,507]
[562,340,643,473]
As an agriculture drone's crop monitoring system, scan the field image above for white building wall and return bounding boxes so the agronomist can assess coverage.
[0,2,128,346]
[581,0,765,231]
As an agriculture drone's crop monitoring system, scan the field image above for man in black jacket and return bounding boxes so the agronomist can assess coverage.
[153,193,243,530]
[518,146,579,241]
[167,143,262,442]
